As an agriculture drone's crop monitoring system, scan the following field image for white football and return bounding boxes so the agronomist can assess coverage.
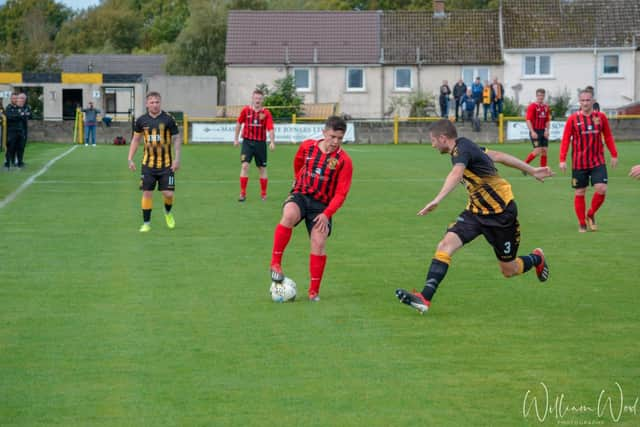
[270,277,297,302]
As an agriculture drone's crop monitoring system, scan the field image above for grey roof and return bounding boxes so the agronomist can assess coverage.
[381,10,502,65]
[225,11,381,65]
[61,54,167,76]
[502,0,640,49]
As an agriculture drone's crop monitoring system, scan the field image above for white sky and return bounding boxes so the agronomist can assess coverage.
[58,0,101,10]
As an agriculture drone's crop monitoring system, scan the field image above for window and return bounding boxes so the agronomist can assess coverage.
[346,68,365,91]
[602,55,619,75]
[462,67,489,86]
[523,55,551,77]
[394,68,412,91]
[293,68,311,91]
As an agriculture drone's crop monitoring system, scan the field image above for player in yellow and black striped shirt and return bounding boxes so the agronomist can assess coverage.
[396,119,553,315]
[127,91,181,232]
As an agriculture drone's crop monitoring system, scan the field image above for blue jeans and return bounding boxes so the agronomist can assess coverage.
[85,124,96,145]
[492,100,503,121]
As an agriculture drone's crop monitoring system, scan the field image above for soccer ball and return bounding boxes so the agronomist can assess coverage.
[270,277,297,302]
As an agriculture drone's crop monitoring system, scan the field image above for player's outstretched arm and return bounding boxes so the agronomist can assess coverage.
[418,164,465,216]
[487,150,553,182]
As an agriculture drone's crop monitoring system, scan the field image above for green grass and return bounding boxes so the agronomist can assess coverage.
[1,141,640,426]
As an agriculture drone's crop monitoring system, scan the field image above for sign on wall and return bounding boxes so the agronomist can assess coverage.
[192,123,355,143]
[506,121,566,141]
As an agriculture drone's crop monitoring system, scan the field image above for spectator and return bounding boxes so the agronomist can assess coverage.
[439,80,451,118]
[491,77,505,122]
[471,77,483,118]
[452,79,467,122]
[15,93,31,167]
[82,101,101,146]
[460,88,475,124]
[482,80,492,121]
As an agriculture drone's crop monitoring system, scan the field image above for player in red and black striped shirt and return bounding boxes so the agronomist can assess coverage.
[524,88,551,167]
[560,89,618,232]
[269,116,353,301]
[233,89,275,202]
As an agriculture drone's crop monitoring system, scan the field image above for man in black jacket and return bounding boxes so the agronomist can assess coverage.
[16,92,32,167]
[452,79,467,122]
[4,93,29,170]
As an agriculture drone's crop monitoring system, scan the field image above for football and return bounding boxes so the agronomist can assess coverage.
[270,277,297,302]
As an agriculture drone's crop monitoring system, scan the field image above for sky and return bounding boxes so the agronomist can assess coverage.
[58,0,101,10]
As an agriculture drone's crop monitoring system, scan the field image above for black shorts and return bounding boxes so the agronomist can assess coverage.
[240,138,267,167]
[284,192,332,236]
[572,164,608,189]
[530,129,548,148]
[447,201,520,262]
[140,165,175,191]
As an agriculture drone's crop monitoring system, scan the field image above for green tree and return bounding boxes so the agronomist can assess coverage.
[501,96,523,116]
[257,74,303,121]
[0,0,71,71]
[407,91,435,117]
[165,0,226,76]
[548,88,572,119]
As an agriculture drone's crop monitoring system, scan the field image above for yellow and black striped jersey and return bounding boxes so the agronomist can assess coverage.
[134,111,179,169]
[451,137,514,215]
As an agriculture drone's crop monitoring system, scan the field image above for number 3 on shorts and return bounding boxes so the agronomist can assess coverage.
[503,241,511,254]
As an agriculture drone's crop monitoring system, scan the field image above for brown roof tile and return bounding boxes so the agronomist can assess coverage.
[503,0,640,49]
[225,11,381,65]
[381,10,502,65]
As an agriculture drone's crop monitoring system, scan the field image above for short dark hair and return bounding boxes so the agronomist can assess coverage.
[536,88,546,95]
[324,115,347,133]
[146,91,161,100]
[253,89,264,96]
[430,118,458,139]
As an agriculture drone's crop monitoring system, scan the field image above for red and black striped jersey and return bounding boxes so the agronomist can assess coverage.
[452,138,514,215]
[292,139,353,218]
[237,106,274,142]
[560,111,617,170]
[134,111,179,169]
[526,102,550,130]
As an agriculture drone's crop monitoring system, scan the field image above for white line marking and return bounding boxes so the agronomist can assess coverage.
[0,145,78,209]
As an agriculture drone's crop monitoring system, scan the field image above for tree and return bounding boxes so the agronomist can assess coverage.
[258,75,303,121]
[165,0,227,76]
[0,0,71,71]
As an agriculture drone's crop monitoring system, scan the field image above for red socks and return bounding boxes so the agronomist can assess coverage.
[260,178,268,198]
[525,152,536,164]
[525,153,547,166]
[588,192,606,217]
[239,176,248,196]
[574,194,586,225]
[309,254,327,297]
[271,224,292,266]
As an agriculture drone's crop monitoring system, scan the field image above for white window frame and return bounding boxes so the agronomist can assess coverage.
[346,68,365,92]
[601,54,621,76]
[461,67,490,87]
[523,55,552,78]
[394,67,412,91]
[293,68,311,92]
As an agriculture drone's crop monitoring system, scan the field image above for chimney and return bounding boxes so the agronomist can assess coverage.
[433,0,445,17]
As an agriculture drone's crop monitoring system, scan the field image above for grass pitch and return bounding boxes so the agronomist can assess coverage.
[1,141,639,426]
